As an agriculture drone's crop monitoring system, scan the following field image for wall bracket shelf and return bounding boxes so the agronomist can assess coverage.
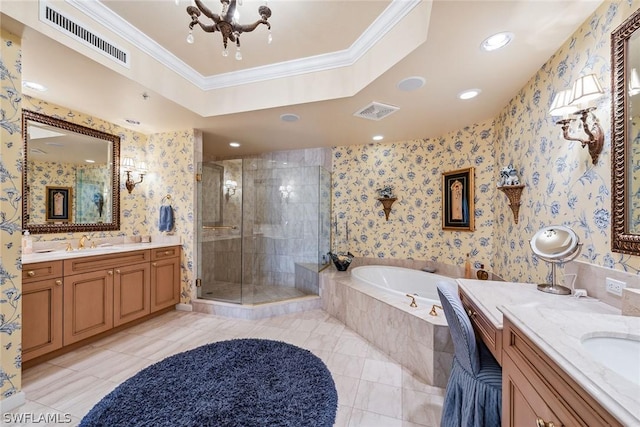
[377,197,397,221]
[498,185,525,224]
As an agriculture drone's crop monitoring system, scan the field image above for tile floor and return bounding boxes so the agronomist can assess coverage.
[5,309,445,426]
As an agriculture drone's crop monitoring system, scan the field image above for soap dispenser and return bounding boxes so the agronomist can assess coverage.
[464,253,472,279]
[22,230,33,255]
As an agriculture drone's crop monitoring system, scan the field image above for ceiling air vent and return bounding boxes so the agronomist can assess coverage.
[353,102,400,121]
[40,1,129,67]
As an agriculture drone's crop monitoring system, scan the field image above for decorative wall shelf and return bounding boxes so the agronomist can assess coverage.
[377,197,397,221]
[497,185,525,224]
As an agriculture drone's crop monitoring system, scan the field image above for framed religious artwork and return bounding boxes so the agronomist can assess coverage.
[46,186,72,222]
[442,167,474,231]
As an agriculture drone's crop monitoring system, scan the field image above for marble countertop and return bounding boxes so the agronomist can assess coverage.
[501,305,640,426]
[456,279,620,328]
[23,235,181,264]
[457,279,638,425]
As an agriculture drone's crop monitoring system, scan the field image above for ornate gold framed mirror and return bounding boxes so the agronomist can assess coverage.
[611,8,640,255]
[22,110,121,234]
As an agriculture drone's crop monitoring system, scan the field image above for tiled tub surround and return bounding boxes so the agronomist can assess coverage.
[321,265,454,389]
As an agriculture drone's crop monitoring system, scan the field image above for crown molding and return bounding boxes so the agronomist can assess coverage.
[66,0,421,90]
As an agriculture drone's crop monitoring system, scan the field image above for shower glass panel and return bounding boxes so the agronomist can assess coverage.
[197,158,330,305]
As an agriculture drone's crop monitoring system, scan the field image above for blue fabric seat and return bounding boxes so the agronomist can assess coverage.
[437,281,502,427]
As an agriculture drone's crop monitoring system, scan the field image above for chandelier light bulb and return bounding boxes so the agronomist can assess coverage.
[186,30,194,44]
[235,47,242,60]
[222,48,229,57]
[268,30,273,44]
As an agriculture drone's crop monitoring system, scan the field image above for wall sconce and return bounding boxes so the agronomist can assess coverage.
[121,156,147,193]
[549,73,604,165]
[629,67,640,96]
[279,185,293,200]
[225,180,238,197]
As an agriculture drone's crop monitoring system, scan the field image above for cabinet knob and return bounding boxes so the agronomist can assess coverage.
[466,308,476,318]
[152,262,157,267]
[107,270,114,275]
[27,271,36,277]
[536,418,555,427]
[55,280,62,286]
[115,269,121,274]
[164,251,170,255]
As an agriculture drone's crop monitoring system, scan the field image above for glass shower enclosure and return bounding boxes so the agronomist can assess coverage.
[196,159,331,305]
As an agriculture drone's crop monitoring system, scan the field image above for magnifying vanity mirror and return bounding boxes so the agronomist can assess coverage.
[530,225,581,295]
[22,110,120,234]
[611,8,640,255]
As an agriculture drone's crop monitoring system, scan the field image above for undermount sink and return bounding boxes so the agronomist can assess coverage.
[581,335,640,386]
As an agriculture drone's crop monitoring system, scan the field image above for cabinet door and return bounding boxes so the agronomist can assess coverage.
[502,353,561,427]
[151,257,180,312]
[63,270,114,345]
[114,262,151,327]
[22,278,63,361]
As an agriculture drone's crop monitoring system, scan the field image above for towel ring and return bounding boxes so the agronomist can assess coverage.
[161,194,172,205]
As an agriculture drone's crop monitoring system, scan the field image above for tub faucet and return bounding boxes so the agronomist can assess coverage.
[429,304,443,316]
[421,266,437,273]
[406,294,418,308]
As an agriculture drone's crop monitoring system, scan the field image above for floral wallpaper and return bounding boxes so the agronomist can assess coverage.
[0,29,24,402]
[332,121,495,270]
[333,1,640,283]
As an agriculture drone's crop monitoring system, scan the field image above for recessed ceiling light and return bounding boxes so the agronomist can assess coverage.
[280,113,300,122]
[481,32,514,52]
[396,76,425,91]
[372,135,384,141]
[458,89,481,100]
[85,159,95,163]
[22,81,47,92]
[229,142,241,148]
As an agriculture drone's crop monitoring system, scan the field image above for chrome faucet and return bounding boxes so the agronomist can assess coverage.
[79,235,89,249]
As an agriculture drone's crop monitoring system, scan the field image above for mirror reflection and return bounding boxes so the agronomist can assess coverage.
[628,27,640,235]
[22,110,121,234]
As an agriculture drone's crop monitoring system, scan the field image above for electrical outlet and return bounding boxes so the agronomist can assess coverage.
[605,277,626,296]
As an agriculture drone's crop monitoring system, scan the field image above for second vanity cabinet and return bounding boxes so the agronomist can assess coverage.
[23,245,180,364]
[502,317,622,427]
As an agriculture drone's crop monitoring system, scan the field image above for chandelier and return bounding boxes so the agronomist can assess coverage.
[185,0,272,60]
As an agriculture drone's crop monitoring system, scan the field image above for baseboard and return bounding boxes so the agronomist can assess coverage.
[175,303,192,312]
[0,391,25,413]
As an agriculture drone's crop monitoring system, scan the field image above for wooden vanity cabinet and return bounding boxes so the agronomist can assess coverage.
[150,246,181,312]
[502,317,622,427]
[113,262,151,326]
[459,287,502,364]
[22,261,63,362]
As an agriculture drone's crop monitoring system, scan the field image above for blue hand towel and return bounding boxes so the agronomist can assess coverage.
[159,205,174,232]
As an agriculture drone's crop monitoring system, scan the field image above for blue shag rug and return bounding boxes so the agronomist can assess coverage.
[80,339,338,427]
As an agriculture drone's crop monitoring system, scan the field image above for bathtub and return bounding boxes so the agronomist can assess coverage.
[351,265,456,305]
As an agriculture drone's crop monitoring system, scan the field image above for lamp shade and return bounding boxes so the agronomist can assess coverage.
[549,90,578,116]
[137,161,148,173]
[121,157,135,171]
[570,73,604,105]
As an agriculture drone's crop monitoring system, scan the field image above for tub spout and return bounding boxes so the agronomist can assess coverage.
[421,266,437,273]
[429,304,443,316]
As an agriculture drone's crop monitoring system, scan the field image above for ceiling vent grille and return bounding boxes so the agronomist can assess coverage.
[353,102,400,121]
[40,1,129,67]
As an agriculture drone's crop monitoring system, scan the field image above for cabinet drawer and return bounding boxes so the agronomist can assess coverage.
[503,318,622,427]
[23,261,63,283]
[64,250,150,274]
[151,246,180,260]
[459,288,502,365]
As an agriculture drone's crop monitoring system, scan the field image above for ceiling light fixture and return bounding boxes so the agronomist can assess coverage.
[229,142,241,148]
[372,135,384,141]
[458,89,481,100]
[481,32,514,52]
[22,81,48,92]
[185,0,272,60]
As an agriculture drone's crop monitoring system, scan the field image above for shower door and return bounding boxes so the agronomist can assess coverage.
[197,161,243,303]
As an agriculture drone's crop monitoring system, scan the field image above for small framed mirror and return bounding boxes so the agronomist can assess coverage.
[22,110,120,234]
